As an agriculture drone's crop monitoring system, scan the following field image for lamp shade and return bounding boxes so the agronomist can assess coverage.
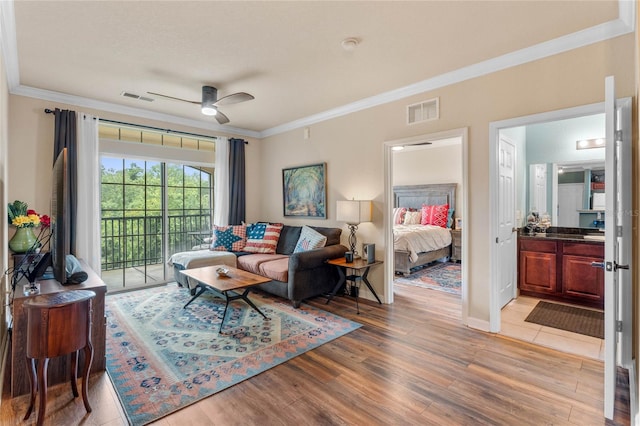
[336,200,372,224]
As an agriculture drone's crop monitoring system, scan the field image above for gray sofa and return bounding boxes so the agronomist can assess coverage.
[171,224,348,308]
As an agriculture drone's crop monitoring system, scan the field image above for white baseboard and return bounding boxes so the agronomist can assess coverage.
[466,316,491,332]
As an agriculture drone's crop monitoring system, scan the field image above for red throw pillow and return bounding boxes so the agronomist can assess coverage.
[421,204,449,228]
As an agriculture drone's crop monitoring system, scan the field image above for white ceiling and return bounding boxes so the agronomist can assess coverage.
[2,1,632,138]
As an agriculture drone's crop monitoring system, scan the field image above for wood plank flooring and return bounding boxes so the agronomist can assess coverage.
[1,282,629,425]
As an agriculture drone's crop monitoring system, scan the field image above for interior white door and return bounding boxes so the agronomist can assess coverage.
[601,76,632,420]
[498,136,516,308]
[557,183,583,227]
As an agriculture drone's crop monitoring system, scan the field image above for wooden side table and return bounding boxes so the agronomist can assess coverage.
[23,290,96,426]
[326,258,383,314]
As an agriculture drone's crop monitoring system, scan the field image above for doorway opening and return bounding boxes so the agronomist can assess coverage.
[491,104,605,360]
[383,128,469,324]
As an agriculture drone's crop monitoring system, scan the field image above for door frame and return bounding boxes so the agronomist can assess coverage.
[383,127,469,323]
[488,102,605,332]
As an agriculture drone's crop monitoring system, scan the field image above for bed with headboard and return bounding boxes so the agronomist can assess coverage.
[393,183,457,275]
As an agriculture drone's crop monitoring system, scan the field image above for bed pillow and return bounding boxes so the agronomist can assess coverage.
[403,211,422,225]
[293,225,327,253]
[244,222,284,254]
[210,225,247,251]
[421,204,449,228]
[447,209,455,228]
[392,207,407,225]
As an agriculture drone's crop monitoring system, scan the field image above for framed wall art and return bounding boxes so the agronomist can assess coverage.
[282,163,327,218]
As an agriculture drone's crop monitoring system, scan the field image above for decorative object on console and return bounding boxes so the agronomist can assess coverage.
[282,163,327,218]
[336,200,372,258]
[7,200,50,253]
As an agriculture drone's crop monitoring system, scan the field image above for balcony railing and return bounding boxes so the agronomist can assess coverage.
[101,213,211,271]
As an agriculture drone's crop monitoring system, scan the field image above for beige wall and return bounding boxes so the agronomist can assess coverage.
[6,96,261,221]
[0,30,9,379]
[392,144,463,218]
[260,34,636,324]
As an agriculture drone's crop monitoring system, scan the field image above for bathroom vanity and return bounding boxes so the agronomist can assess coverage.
[518,228,604,309]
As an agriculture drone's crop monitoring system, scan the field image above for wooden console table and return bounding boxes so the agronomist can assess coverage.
[8,260,106,397]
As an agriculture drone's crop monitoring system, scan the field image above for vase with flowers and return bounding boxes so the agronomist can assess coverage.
[7,200,50,253]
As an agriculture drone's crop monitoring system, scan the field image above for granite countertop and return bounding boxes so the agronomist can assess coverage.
[518,227,605,243]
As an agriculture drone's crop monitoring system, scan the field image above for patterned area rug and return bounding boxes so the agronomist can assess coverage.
[394,262,461,295]
[106,284,361,425]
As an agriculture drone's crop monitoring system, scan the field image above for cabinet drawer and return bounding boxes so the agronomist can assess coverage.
[562,242,604,258]
[519,239,557,254]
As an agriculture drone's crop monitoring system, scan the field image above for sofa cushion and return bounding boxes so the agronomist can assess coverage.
[168,250,237,270]
[258,257,289,282]
[210,225,246,251]
[293,225,327,253]
[310,226,342,246]
[276,225,302,255]
[244,223,283,254]
[237,253,289,276]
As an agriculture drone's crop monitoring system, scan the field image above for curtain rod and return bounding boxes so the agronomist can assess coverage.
[42,108,249,143]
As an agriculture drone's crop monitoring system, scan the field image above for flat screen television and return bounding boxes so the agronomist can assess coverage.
[50,148,70,285]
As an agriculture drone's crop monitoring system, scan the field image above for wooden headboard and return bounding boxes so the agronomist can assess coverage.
[393,183,457,213]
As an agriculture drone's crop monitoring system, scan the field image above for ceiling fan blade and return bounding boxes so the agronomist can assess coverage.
[213,92,254,106]
[214,110,230,125]
[147,91,200,105]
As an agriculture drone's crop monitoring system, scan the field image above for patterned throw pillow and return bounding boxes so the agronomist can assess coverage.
[403,211,422,225]
[293,225,327,253]
[421,204,450,228]
[392,207,407,225]
[243,222,284,254]
[210,225,247,251]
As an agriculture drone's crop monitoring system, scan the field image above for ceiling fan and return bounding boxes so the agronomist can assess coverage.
[147,86,254,125]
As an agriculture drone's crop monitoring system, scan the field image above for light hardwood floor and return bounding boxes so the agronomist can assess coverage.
[1,283,629,425]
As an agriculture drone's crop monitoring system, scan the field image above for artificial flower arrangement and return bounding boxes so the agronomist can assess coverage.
[7,200,50,229]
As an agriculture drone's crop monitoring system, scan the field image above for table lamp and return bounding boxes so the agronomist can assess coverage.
[336,200,372,258]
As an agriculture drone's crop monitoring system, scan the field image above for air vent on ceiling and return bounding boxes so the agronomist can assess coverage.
[407,97,439,125]
[120,91,154,102]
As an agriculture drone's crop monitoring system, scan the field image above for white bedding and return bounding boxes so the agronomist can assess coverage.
[393,224,452,263]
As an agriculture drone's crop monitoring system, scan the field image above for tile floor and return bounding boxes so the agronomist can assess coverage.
[500,295,604,360]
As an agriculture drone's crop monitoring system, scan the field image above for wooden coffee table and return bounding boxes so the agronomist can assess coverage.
[180,265,271,334]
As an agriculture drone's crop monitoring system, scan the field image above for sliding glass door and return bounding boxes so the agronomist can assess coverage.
[100,156,213,291]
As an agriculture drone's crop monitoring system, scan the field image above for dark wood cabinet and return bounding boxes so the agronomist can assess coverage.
[518,237,604,309]
[8,260,106,397]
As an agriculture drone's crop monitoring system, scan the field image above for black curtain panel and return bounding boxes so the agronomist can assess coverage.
[228,138,246,225]
[53,108,78,254]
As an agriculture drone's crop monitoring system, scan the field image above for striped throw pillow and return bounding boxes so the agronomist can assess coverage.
[243,223,284,254]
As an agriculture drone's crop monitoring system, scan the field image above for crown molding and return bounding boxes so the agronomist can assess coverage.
[0,0,19,90]
[261,3,635,138]
[1,0,634,140]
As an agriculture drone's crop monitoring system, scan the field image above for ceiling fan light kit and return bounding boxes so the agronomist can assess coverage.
[147,85,254,125]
